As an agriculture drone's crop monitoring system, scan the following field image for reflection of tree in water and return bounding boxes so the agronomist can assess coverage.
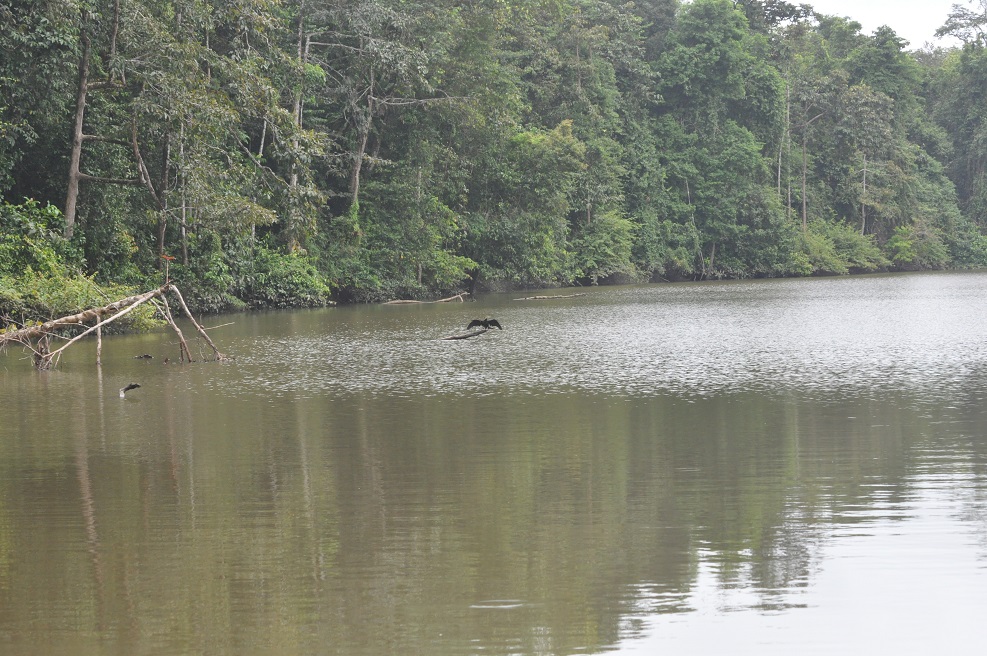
[614,390,946,618]
[945,400,987,563]
[3,373,987,654]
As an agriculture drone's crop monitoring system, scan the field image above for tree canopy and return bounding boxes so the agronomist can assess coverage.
[2,0,986,312]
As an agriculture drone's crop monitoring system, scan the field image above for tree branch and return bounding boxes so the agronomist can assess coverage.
[81,134,132,147]
[78,173,143,185]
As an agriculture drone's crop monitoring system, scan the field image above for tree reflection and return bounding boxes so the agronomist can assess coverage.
[2,371,987,653]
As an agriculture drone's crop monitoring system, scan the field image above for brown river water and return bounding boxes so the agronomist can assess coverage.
[2,271,987,655]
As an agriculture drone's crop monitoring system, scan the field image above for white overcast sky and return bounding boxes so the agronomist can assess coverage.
[804,0,965,47]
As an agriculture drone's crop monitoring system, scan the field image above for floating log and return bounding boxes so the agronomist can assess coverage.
[384,292,470,305]
[441,328,491,340]
[1,283,229,370]
[514,293,586,301]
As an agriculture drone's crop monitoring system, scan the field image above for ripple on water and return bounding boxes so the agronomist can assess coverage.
[228,274,987,404]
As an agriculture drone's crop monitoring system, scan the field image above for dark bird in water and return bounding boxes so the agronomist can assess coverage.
[467,318,502,330]
[119,383,141,398]
[134,354,153,359]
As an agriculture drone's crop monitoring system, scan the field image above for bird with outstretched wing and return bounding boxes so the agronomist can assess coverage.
[466,318,502,330]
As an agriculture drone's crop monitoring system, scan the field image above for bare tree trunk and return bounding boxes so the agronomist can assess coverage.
[349,62,375,209]
[350,119,370,208]
[285,4,309,252]
[801,113,824,233]
[109,0,120,61]
[778,80,787,197]
[166,284,226,361]
[860,152,867,235]
[65,0,126,239]
[179,124,189,265]
[780,81,793,220]
[801,135,808,232]
[152,296,194,363]
[131,117,163,210]
[65,30,92,239]
[36,288,170,368]
[293,0,307,137]
[157,130,171,263]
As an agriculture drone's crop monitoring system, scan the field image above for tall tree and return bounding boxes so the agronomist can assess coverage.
[57,0,313,266]
[931,42,987,223]
[936,0,987,45]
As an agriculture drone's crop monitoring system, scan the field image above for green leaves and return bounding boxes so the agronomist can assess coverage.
[798,218,888,275]
[2,0,987,308]
[0,199,80,276]
[571,210,634,283]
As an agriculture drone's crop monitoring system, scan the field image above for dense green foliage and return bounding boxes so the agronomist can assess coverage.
[3,0,987,311]
[1,198,157,328]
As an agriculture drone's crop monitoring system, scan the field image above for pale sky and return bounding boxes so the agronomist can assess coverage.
[804,0,965,47]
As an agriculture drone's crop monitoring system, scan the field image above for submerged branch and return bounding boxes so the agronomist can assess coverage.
[1,284,230,369]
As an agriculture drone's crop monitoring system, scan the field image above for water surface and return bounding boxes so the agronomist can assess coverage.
[2,271,987,654]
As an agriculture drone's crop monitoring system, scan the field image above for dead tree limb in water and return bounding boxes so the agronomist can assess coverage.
[441,328,491,340]
[149,295,193,364]
[384,292,470,305]
[1,284,228,369]
[39,288,164,366]
[2,287,166,344]
[165,284,226,361]
[514,293,586,301]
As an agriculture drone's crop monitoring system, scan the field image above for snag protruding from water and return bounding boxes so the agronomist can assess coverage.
[514,293,586,301]
[384,292,471,305]
[119,383,141,398]
[0,284,229,370]
[442,318,504,340]
[441,328,492,340]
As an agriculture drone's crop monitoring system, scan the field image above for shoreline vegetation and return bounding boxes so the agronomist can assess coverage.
[4,1,987,329]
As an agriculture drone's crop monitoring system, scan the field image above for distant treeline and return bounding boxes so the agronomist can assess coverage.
[3,0,987,314]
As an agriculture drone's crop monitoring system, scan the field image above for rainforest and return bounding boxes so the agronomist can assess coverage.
[3,0,987,315]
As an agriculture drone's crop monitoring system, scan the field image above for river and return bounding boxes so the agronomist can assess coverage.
[2,271,986,655]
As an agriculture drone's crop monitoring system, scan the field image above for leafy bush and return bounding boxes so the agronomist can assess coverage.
[885,221,949,269]
[1,269,159,331]
[571,211,636,284]
[943,213,987,267]
[0,199,82,276]
[799,228,847,275]
[800,219,889,274]
[233,245,333,308]
[0,200,159,330]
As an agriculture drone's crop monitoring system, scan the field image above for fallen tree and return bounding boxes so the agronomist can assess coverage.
[514,293,586,301]
[1,284,228,370]
[383,292,470,305]
[441,327,492,340]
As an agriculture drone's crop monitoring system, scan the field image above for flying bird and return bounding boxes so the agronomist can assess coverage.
[119,383,141,398]
[467,318,502,330]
